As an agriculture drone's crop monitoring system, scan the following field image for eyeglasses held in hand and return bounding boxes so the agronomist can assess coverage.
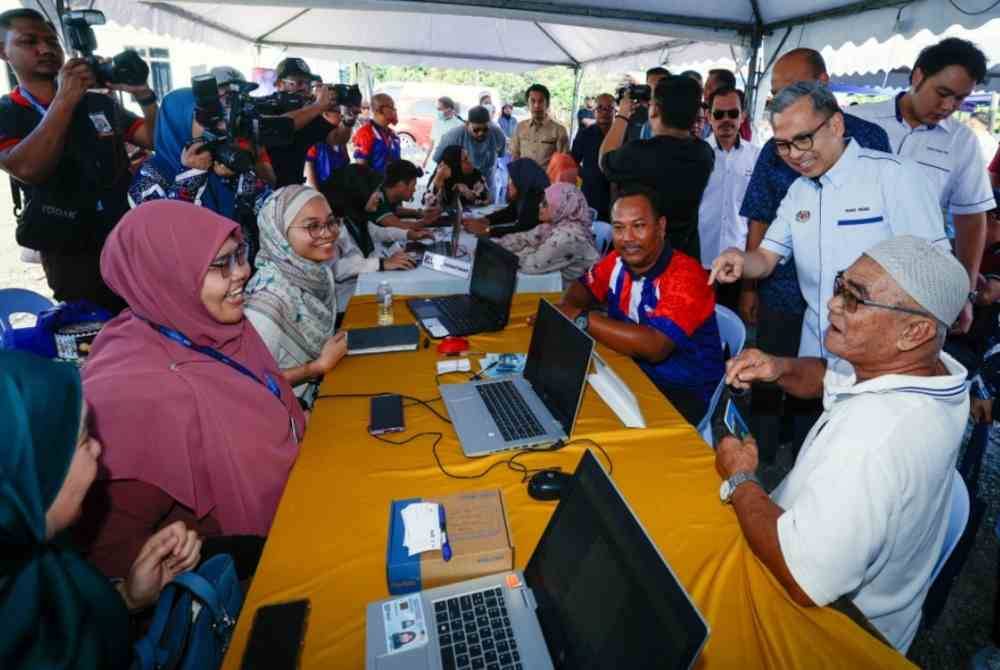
[712,109,740,120]
[774,115,833,156]
[833,270,936,321]
[208,240,250,278]
[290,217,342,241]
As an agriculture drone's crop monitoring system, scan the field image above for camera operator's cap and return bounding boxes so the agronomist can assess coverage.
[209,66,245,86]
[467,106,490,124]
[275,57,320,82]
[864,235,968,327]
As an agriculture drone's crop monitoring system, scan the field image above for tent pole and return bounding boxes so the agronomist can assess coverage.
[744,26,764,124]
[569,65,583,141]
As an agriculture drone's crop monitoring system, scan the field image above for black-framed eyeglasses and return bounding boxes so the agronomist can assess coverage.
[207,240,250,278]
[833,271,936,320]
[469,124,488,135]
[290,216,342,241]
[712,109,740,120]
[775,115,833,156]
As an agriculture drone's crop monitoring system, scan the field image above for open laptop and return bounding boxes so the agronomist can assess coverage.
[410,194,463,258]
[365,449,710,670]
[439,299,594,457]
[407,238,519,338]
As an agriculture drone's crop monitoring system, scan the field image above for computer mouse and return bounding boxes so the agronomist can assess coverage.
[527,470,572,501]
[436,336,470,355]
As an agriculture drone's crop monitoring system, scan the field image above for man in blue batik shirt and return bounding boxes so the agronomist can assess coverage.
[738,48,890,461]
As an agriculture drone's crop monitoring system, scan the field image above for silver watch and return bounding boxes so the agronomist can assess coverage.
[719,471,761,504]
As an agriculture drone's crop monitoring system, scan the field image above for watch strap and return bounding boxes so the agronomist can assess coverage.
[724,471,761,503]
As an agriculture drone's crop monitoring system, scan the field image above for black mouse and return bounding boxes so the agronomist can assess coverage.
[527,470,572,501]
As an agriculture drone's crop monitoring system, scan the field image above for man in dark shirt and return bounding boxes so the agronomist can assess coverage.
[0,8,157,312]
[599,75,714,260]
[738,47,890,461]
[571,92,614,220]
[268,58,351,187]
[576,97,595,129]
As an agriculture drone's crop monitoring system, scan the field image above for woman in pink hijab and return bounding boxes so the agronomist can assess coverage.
[76,200,305,579]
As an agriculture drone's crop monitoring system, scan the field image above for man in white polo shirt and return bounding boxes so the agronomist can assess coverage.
[698,86,759,311]
[715,236,970,652]
[709,81,948,359]
[851,38,994,333]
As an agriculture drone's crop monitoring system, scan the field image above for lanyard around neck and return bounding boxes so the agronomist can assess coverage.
[19,87,50,117]
[144,319,282,400]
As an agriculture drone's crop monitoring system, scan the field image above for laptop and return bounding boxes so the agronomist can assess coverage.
[407,238,519,339]
[364,450,710,670]
[410,195,464,258]
[439,299,594,457]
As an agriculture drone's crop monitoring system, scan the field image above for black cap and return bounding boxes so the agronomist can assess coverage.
[275,57,320,82]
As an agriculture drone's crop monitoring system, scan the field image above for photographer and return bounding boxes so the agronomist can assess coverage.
[0,8,157,313]
[598,75,714,260]
[268,58,352,187]
[129,87,271,231]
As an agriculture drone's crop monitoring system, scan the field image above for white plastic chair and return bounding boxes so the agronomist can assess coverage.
[696,305,747,445]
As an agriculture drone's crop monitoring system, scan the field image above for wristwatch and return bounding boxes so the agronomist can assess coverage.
[719,471,761,504]
[573,311,589,332]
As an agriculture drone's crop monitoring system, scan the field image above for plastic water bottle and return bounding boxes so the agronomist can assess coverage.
[377,281,394,325]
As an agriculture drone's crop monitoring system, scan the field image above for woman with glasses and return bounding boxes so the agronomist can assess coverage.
[245,186,348,403]
[77,200,304,581]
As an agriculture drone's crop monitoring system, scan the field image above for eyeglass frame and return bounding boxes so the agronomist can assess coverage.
[289,216,343,241]
[207,240,250,279]
[774,114,835,157]
[833,270,939,323]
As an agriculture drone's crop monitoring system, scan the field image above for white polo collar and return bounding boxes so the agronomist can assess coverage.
[825,351,968,403]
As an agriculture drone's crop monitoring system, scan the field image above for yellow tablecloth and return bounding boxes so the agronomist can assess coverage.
[222,293,913,670]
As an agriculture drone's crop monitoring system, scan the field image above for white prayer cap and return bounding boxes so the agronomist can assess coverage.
[864,236,967,326]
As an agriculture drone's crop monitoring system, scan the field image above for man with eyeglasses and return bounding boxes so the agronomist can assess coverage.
[268,58,351,187]
[697,87,759,310]
[353,92,401,175]
[715,235,970,653]
[852,38,994,335]
[571,92,614,221]
[710,81,949,361]
[432,105,506,199]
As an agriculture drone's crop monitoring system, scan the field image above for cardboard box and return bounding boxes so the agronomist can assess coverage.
[387,489,514,595]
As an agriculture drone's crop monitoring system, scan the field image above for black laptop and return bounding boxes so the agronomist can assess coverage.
[406,238,519,338]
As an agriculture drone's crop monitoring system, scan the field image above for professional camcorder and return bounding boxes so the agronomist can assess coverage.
[190,73,295,173]
[61,10,149,87]
[616,84,652,104]
[254,82,364,116]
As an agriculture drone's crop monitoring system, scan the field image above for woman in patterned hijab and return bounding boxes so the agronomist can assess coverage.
[244,186,348,402]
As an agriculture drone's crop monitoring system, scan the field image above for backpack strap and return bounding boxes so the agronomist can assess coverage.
[133,582,184,670]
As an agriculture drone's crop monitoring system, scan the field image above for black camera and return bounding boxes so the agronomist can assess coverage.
[190,74,295,173]
[255,82,363,115]
[61,10,149,87]
[616,84,652,104]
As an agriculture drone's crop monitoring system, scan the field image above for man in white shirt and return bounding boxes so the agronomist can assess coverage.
[851,38,994,333]
[698,86,759,310]
[715,235,970,652]
[709,81,948,359]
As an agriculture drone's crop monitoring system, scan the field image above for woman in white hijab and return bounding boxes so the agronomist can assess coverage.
[244,185,347,404]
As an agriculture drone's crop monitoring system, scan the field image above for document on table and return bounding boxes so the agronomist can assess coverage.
[401,502,443,557]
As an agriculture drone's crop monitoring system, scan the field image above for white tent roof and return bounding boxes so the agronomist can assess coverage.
[35,0,999,74]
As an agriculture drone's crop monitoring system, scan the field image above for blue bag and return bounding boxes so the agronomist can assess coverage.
[134,554,244,670]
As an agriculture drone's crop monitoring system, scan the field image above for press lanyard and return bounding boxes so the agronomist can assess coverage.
[144,320,283,400]
[18,87,49,117]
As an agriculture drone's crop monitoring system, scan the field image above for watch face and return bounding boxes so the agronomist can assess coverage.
[719,480,731,502]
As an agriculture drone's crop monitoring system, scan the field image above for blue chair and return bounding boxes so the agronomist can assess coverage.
[929,470,970,585]
[696,305,746,445]
[0,288,53,348]
[592,221,613,256]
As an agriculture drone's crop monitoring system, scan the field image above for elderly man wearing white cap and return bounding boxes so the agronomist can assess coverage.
[714,236,970,652]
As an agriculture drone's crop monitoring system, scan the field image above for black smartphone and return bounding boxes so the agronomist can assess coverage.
[241,599,310,670]
[369,393,405,435]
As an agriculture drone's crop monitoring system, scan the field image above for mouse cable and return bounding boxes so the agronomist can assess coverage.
[316,392,452,424]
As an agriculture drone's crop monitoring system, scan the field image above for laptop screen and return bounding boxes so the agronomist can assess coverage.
[523,450,709,670]
[523,300,594,436]
[469,239,518,317]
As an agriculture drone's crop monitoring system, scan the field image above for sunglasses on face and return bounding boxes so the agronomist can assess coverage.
[712,109,740,120]
[469,125,488,135]
[833,270,936,320]
[290,216,342,241]
[208,240,250,279]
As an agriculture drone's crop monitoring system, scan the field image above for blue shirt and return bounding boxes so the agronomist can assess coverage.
[739,113,891,313]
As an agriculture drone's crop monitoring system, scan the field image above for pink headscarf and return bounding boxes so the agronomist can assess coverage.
[535,182,593,243]
[83,200,305,536]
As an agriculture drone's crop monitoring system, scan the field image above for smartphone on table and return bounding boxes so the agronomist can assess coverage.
[241,599,310,670]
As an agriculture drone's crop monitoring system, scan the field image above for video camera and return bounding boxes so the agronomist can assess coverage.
[190,73,295,173]
[616,84,652,105]
[254,83,364,120]
[61,10,149,87]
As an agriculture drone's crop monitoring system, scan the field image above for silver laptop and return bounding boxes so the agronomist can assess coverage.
[365,450,710,670]
[439,299,594,457]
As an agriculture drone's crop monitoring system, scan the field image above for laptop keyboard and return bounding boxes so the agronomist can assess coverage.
[433,586,523,670]
[476,381,546,442]
[435,295,494,334]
